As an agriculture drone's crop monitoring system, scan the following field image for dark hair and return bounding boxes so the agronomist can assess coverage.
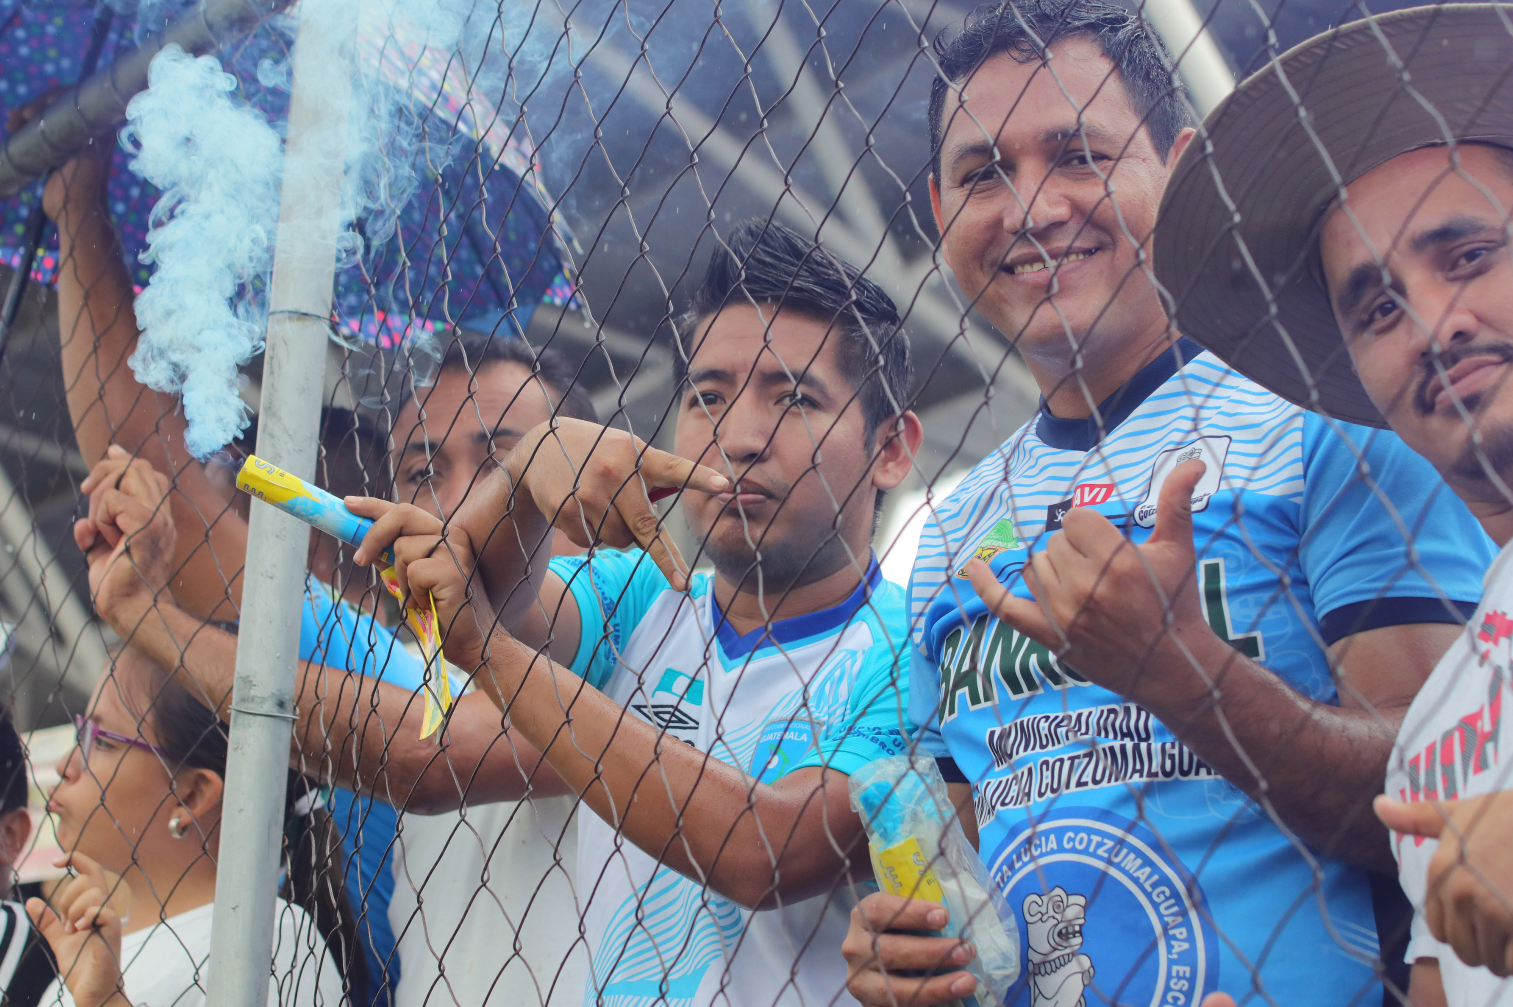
[127,653,367,1006]
[927,0,1194,181]
[433,329,599,424]
[676,219,912,441]
[0,710,25,815]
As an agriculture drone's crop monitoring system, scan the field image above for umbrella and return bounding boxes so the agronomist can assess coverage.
[0,0,575,351]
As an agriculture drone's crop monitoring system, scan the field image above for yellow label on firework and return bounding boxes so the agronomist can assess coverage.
[235,456,313,507]
[871,837,946,904]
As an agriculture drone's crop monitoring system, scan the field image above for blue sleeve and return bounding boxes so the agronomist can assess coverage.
[329,791,399,1007]
[547,549,672,690]
[299,579,427,691]
[792,633,913,777]
[1300,415,1494,642]
[906,643,951,760]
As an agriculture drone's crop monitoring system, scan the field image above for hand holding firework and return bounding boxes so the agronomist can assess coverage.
[235,455,453,738]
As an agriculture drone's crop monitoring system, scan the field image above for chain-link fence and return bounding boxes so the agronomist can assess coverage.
[0,0,1507,1006]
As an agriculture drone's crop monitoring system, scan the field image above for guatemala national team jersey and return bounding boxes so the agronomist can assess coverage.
[908,340,1494,1007]
[549,548,911,1007]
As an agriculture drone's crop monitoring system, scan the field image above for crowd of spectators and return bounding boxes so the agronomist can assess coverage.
[2,1,1513,1007]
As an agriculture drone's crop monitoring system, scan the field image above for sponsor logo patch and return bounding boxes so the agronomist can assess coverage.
[1133,436,1230,529]
[632,667,704,735]
[955,517,1021,578]
[1045,483,1115,531]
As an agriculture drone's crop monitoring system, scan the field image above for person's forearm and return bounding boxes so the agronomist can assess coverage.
[1144,631,1399,871]
[100,594,556,809]
[471,631,863,909]
[56,190,246,620]
[54,193,150,467]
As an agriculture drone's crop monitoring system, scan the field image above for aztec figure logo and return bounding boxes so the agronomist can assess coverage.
[991,809,1216,1007]
[1023,888,1095,1007]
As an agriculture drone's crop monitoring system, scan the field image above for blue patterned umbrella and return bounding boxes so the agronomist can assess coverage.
[0,0,574,347]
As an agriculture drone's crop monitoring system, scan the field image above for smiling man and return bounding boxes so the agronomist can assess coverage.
[1155,6,1513,1003]
[839,2,1497,1005]
[353,219,924,1007]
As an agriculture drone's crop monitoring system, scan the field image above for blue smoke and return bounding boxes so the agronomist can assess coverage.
[117,0,618,458]
[122,45,282,459]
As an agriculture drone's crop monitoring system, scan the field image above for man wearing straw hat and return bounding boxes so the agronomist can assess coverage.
[1155,5,1513,1002]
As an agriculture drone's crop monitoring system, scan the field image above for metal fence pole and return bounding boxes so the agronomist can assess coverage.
[1141,0,1235,115]
[0,0,296,198]
[204,0,354,1001]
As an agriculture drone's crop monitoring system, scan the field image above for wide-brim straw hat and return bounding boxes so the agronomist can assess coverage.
[1154,3,1513,428]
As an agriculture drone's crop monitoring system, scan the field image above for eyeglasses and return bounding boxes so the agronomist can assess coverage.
[73,715,179,763]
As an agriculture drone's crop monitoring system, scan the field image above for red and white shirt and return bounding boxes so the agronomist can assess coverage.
[1388,539,1513,1005]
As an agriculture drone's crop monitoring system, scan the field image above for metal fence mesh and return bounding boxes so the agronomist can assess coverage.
[0,0,1505,1006]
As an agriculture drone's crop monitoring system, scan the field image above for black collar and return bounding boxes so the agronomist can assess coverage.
[1035,338,1202,451]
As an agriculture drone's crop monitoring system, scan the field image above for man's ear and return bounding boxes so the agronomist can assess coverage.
[1166,126,1198,173]
[929,175,946,238]
[871,411,925,493]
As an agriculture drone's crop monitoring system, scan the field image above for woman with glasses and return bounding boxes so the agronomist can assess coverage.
[31,646,357,1007]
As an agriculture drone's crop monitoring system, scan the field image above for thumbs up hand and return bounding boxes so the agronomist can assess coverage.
[963,460,1212,708]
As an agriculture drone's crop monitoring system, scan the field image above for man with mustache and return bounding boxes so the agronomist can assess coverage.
[839,1,1495,1005]
[1155,5,1513,1003]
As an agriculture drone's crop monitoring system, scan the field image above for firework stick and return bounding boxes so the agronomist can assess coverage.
[235,455,453,738]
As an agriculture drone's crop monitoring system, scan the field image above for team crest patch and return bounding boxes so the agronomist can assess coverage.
[956,518,1021,578]
[988,808,1217,1007]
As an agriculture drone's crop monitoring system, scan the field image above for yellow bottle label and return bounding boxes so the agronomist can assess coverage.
[871,837,945,903]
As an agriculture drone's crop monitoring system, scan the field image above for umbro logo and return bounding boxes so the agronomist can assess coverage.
[632,703,700,731]
[1045,483,1114,530]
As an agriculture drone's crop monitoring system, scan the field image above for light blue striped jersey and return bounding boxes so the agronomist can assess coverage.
[548,548,911,1007]
[908,341,1492,1007]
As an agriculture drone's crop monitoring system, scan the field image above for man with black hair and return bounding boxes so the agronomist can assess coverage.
[347,218,924,1007]
[842,2,1496,1004]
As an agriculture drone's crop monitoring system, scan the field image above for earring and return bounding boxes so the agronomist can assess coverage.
[167,814,187,840]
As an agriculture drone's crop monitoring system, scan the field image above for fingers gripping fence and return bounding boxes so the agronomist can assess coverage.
[0,1,1508,1007]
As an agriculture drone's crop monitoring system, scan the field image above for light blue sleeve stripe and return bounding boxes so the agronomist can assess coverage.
[548,549,671,690]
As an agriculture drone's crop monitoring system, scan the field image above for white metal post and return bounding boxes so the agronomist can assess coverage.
[205,0,355,1001]
[1141,0,1235,115]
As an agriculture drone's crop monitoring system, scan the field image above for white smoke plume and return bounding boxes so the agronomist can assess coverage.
[122,45,282,459]
[117,0,606,458]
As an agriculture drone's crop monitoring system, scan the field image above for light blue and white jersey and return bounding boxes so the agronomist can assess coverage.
[908,341,1493,1007]
[548,548,911,1007]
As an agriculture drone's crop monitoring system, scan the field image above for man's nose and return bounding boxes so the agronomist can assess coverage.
[1419,287,1481,354]
[1005,167,1074,239]
[711,394,776,472]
